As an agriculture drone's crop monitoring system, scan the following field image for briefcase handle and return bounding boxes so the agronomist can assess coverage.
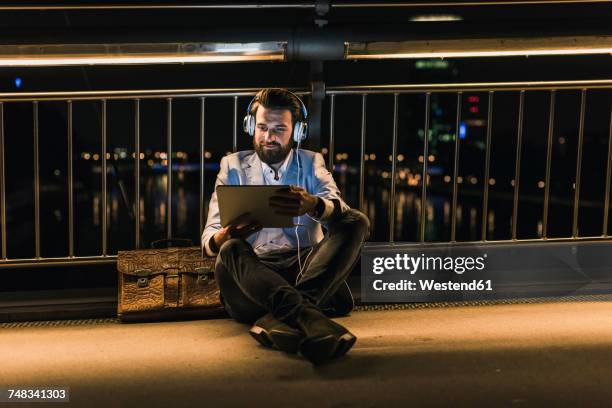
[151,238,194,249]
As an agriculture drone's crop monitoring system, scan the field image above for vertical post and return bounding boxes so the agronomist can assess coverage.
[511,91,525,240]
[0,103,6,260]
[134,99,141,249]
[233,96,238,153]
[389,93,399,243]
[328,94,335,171]
[481,92,493,241]
[167,98,173,240]
[33,101,41,258]
[101,99,107,256]
[420,92,431,243]
[603,109,612,236]
[542,90,556,239]
[359,94,367,212]
[67,100,74,257]
[572,89,586,238]
[451,92,462,242]
[200,97,206,239]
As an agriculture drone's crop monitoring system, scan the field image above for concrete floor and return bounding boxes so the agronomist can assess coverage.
[2,301,612,407]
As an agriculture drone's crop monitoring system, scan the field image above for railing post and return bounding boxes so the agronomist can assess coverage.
[359,94,367,212]
[233,96,238,153]
[542,90,556,239]
[420,92,431,242]
[101,99,107,256]
[603,109,612,237]
[389,93,399,243]
[481,91,493,241]
[511,90,525,240]
[200,97,206,239]
[451,92,462,242]
[33,101,41,258]
[166,97,173,240]
[134,99,141,249]
[572,89,586,238]
[328,94,335,172]
[0,102,5,260]
[67,100,74,257]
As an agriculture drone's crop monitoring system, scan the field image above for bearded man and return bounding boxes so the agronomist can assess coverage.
[202,88,370,364]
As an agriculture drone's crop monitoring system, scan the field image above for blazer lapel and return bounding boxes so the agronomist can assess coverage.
[284,149,299,186]
[242,151,264,185]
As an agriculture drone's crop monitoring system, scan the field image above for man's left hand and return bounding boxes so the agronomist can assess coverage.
[269,185,318,217]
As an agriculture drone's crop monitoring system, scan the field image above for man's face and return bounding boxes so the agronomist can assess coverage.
[252,105,293,165]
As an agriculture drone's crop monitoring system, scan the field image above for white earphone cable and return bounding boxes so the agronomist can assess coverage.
[295,139,302,278]
[294,138,315,285]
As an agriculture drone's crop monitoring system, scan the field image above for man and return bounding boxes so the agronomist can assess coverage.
[201,88,370,364]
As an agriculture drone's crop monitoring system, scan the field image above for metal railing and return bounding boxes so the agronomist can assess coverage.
[0,79,611,268]
[327,80,612,245]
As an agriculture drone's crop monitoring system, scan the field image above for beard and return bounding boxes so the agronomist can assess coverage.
[254,140,292,165]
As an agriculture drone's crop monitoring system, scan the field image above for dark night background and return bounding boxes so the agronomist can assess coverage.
[0,1,611,294]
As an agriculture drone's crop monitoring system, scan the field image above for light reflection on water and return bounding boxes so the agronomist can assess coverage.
[7,168,599,259]
[94,170,573,250]
[100,171,497,246]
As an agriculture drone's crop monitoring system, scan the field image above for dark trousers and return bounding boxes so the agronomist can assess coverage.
[214,209,370,324]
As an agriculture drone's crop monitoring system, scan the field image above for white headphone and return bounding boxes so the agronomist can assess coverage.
[243,89,308,143]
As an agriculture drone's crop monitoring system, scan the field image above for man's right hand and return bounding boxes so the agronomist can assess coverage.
[213,212,263,249]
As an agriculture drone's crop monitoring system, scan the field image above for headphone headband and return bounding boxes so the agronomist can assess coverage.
[243,89,308,143]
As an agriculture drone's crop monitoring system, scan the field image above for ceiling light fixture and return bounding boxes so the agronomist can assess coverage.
[0,42,286,67]
[347,36,612,59]
[409,14,463,22]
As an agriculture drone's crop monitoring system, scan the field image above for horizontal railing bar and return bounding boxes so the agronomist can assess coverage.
[329,80,612,94]
[3,233,609,269]
[0,3,317,11]
[369,235,612,249]
[0,256,117,269]
[0,80,611,101]
[0,89,279,102]
[335,0,612,6]
[0,1,609,11]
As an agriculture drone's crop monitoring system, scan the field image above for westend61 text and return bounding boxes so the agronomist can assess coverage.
[373,279,493,291]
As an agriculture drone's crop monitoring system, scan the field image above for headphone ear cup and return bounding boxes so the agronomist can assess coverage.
[293,122,301,143]
[293,122,307,143]
[243,114,255,136]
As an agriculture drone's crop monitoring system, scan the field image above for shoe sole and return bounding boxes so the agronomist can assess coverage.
[299,332,357,365]
[249,326,274,348]
[249,325,302,354]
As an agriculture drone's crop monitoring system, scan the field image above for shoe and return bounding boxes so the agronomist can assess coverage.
[249,313,304,354]
[294,306,357,365]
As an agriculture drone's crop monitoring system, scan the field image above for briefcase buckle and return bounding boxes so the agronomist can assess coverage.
[137,277,149,288]
[195,266,213,284]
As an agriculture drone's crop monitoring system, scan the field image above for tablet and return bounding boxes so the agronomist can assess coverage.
[216,185,295,228]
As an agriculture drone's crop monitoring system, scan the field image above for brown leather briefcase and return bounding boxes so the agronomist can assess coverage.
[117,241,225,322]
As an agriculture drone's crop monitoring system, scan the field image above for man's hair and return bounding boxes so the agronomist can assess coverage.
[249,88,304,126]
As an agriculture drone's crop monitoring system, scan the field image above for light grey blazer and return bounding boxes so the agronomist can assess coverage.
[201,149,350,254]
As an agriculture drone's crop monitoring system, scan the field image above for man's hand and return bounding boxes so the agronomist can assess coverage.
[269,185,318,217]
[213,212,262,249]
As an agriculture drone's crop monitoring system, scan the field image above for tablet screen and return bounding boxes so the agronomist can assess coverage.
[216,185,295,228]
